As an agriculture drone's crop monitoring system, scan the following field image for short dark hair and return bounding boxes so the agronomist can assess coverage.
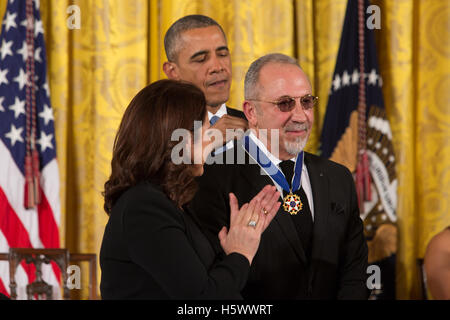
[164,14,226,62]
[103,79,207,213]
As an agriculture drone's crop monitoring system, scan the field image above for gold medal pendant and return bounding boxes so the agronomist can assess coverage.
[283,193,303,215]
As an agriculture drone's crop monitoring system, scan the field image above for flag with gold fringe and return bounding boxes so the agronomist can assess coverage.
[319,0,397,299]
[0,0,61,299]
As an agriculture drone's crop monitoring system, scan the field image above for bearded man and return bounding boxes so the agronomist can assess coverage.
[191,53,370,300]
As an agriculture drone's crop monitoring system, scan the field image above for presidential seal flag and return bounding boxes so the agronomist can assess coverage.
[0,0,61,298]
[319,0,397,299]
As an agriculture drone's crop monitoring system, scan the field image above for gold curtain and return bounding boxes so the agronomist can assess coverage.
[373,0,450,299]
[1,0,448,299]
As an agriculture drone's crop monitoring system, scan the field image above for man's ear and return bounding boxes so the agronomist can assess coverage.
[163,61,179,80]
[243,101,258,127]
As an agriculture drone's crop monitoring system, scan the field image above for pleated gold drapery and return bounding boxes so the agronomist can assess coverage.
[1,0,448,299]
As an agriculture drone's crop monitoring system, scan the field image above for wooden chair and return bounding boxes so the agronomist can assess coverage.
[69,253,98,300]
[8,248,70,300]
[0,253,10,300]
[0,248,98,300]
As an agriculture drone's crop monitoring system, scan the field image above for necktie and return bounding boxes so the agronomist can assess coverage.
[279,160,314,261]
[209,116,222,156]
[210,115,220,125]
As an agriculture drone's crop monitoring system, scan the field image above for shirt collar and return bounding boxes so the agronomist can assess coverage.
[248,131,303,169]
[208,103,227,120]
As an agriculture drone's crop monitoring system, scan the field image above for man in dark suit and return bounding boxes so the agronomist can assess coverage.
[162,15,247,154]
[191,53,370,299]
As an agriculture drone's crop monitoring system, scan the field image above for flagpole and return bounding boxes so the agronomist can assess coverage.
[356,0,372,210]
[24,0,40,209]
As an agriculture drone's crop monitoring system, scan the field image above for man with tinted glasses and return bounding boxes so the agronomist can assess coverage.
[163,15,247,153]
[191,53,370,299]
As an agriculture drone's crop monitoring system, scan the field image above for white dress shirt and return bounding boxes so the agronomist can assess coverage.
[208,104,234,155]
[207,103,227,121]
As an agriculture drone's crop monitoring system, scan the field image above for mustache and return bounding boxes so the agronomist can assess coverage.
[284,122,310,132]
[206,77,228,86]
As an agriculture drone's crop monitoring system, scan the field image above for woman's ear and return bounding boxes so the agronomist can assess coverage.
[163,61,180,80]
[243,101,258,127]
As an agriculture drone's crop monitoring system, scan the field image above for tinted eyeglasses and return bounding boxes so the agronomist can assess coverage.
[248,94,318,112]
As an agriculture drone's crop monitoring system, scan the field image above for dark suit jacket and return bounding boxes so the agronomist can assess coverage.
[210,106,246,155]
[100,181,250,299]
[190,141,370,299]
[226,106,246,119]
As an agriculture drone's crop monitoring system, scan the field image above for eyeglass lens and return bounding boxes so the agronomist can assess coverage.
[276,95,316,112]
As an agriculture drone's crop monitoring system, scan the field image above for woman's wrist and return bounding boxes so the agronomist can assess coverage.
[227,251,252,266]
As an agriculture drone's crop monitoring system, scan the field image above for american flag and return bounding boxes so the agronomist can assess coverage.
[0,0,61,298]
[319,0,397,299]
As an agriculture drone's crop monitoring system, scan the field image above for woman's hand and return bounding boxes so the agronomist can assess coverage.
[218,185,280,265]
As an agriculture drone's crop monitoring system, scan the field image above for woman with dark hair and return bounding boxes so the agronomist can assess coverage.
[100,79,280,299]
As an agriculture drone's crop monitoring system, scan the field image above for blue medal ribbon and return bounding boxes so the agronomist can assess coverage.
[243,134,303,194]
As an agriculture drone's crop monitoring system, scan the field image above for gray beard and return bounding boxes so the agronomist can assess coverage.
[283,137,307,155]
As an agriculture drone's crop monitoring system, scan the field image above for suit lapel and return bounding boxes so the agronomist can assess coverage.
[305,153,330,262]
[237,142,307,264]
[235,142,272,193]
[226,106,246,119]
[274,204,308,264]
